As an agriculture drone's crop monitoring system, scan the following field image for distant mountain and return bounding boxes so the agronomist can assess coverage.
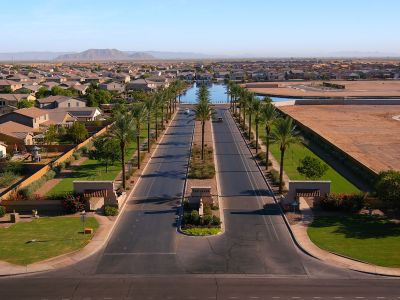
[131,51,221,60]
[0,51,72,61]
[54,48,155,61]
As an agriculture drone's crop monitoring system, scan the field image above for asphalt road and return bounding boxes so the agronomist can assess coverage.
[0,106,399,299]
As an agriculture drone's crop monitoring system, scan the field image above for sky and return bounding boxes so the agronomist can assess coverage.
[2,0,400,57]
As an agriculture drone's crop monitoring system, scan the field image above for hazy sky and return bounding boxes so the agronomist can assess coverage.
[2,0,400,56]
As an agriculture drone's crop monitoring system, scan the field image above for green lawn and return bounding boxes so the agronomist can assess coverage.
[308,215,400,268]
[0,217,99,265]
[46,128,148,197]
[181,227,221,236]
[252,120,359,193]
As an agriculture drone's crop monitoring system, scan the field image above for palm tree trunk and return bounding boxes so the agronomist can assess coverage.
[243,109,246,129]
[161,106,164,129]
[201,121,205,161]
[147,115,150,153]
[279,148,285,194]
[121,142,126,189]
[248,113,252,139]
[137,127,141,169]
[155,109,158,140]
[255,121,259,154]
[266,129,270,170]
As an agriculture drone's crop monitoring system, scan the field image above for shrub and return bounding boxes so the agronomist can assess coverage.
[203,205,212,216]
[270,169,280,185]
[375,170,400,210]
[320,193,365,212]
[202,214,212,225]
[73,152,81,160]
[104,205,119,216]
[59,162,66,170]
[80,146,89,156]
[62,194,85,213]
[0,171,18,188]
[297,155,329,180]
[211,215,221,226]
[19,170,56,199]
[65,160,71,168]
[0,206,6,217]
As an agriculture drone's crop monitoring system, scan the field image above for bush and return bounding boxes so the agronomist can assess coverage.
[202,214,212,225]
[19,170,57,199]
[59,162,66,170]
[104,205,119,216]
[297,155,328,180]
[62,194,85,213]
[80,146,89,156]
[211,215,221,226]
[0,171,18,188]
[0,206,6,217]
[320,193,365,212]
[375,170,400,210]
[270,169,280,185]
[73,152,81,160]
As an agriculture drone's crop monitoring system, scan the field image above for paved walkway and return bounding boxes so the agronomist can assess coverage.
[291,197,400,277]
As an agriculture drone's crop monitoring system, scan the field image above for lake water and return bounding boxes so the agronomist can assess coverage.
[180,83,229,104]
[180,83,400,104]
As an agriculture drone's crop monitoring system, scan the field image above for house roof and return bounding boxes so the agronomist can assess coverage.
[45,111,76,125]
[37,95,74,104]
[0,79,20,86]
[0,94,29,101]
[53,107,102,118]
[0,121,34,140]
[14,107,48,118]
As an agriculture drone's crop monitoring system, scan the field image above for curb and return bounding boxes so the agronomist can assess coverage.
[228,109,319,259]
[0,109,180,277]
[229,109,400,277]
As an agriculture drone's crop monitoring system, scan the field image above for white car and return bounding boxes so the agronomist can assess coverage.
[184,109,191,115]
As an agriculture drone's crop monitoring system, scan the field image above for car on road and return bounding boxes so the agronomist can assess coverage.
[184,109,191,115]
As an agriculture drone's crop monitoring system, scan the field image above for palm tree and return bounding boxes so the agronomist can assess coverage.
[144,95,155,153]
[261,103,278,170]
[271,117,300,194]
[247,93,257,139]
[252,99,262,153]
[194,85,212,160]
[131,103,147,169]
[154,90,163,140]
[239,89,249,128]
[109,111,135,190]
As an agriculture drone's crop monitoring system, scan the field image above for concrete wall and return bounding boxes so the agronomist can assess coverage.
[73,181,118,206]
[2,200,62,214]
[295,99,400,105]
[246,83,279,89]
[283,180,331,205]
[0,124,111,201]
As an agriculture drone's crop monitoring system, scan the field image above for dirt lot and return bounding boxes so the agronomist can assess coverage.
[279,105,400,173]
[247,80,400,98]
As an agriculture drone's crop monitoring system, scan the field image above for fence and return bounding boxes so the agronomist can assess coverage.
[0,124,111,201]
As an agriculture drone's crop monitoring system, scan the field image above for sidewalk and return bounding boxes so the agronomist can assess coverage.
[0,109,180,277]
[292,198,400,277]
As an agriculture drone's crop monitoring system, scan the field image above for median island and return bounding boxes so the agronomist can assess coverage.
[181,86,222,236]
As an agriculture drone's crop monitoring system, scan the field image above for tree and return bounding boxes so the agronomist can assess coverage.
[375,170,400,210]
[194,86,213,161]
[109,111,135,189]
[252,98,262,153]
[36,86,51,99]
[271,117,301,194]
[90,137,121,172]
[131,103,147,169]
[246,93,257,139]
[260,103,278,170]
[45,125,58,145]
[144,95,155,153]
[17,99,34,109]
[297,156,328,180]
[2,86,12,93]
[86,89,112,107]
[69,122,88,144]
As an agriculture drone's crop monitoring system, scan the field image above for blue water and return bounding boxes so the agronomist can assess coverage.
[180,83,400,104]
[180,83,228,104]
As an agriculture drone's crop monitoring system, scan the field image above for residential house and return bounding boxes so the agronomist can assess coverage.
[0,94,36,115]
[6,74,30,82]
[99,82,125,93]
[0,141,6,158]
[126,79,158,91]
[0,121,34,146]
[0,107,49,130]
[54,107,102,122]
[0,80,23,92]
[36,95,86,109]
[71,84,89,95]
